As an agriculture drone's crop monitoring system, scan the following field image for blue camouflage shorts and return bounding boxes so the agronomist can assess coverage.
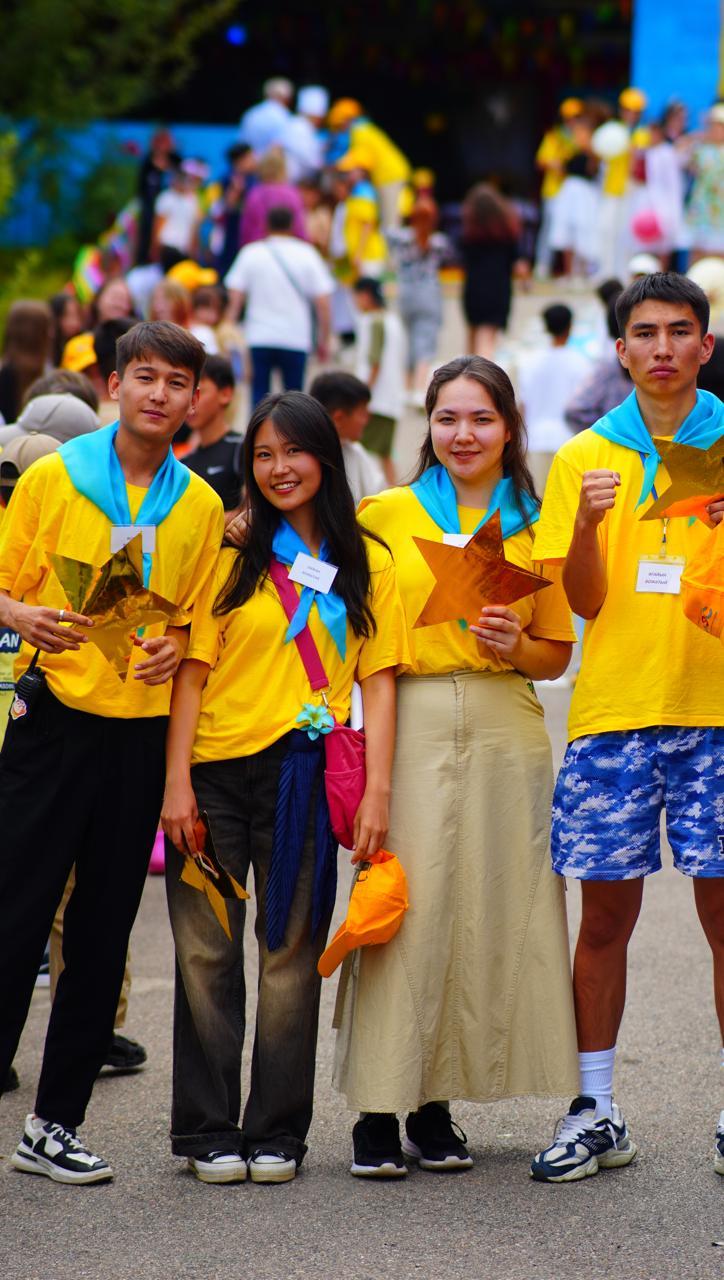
[552,726,724,880]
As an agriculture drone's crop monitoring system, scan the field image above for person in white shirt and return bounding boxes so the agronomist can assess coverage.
[153,161,205,259]
[517,303,590,495]
[352,277,406,486]
[280,86,328,184]
[238,77,294,154]
[309,370,386,505]
[224,205,333,405]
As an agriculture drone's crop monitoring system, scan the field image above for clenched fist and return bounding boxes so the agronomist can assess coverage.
[577,469,621,527]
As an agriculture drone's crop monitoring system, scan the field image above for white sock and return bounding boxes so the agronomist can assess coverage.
[578,1047,616,1119]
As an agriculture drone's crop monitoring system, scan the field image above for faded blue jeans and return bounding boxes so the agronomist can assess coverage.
[165,736,333,1163]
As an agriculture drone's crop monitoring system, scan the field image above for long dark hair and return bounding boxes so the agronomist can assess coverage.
[214,391,383,636]
[411,355,539,522]
[460,184,521,243]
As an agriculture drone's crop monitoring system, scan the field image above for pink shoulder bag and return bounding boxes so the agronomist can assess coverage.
[269,558,366,849]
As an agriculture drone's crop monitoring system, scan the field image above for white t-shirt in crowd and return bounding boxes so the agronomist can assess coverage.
[355,311,407,421]
[155,189,201,254]
[518,343,591,452]
[224,235,333,352]
[341,440,386,505]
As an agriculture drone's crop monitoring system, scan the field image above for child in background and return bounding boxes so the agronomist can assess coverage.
[153,160,205,262]
[309,370,385,504]
[183,355,243,519]
[353,277,406,486]
[188,286,223,354]
[517,303,590,494]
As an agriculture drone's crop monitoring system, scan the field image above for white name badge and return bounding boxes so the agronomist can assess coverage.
[442,531,472,548]
[635,556,685,595]
[110,525,156,554]
[288,552,338,594]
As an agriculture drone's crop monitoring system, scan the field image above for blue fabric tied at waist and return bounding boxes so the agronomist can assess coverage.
[266,730,337,952]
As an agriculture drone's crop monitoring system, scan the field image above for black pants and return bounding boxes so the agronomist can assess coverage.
[165,738,333,1163]
[0,685,166,1128]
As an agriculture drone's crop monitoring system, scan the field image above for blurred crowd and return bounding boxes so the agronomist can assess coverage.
[0,76,722,508]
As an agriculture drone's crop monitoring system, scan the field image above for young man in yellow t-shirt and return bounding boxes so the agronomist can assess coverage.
[530,273,724,1182]
[0,321,224,1184]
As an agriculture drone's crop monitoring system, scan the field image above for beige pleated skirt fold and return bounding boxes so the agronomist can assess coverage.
[332,670,579,1113]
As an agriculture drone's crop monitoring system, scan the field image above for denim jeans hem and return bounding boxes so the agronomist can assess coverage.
[171,1127,244,1157]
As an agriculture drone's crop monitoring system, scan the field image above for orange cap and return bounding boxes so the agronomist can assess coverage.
[328,98,363,129]
[560,98,584,119]
[317,850,408,977]
[619,87,647,112]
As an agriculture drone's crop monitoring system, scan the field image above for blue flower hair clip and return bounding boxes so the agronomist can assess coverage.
[296,702,335,741]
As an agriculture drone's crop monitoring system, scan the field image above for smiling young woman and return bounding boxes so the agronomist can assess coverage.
[331,355,580,1180]
[161,390,407,1185]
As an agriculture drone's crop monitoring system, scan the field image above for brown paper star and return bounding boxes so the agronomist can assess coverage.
[180,817,249,939]
[640,436,724,526]
[50,532,189,678]
[412,511,552,629]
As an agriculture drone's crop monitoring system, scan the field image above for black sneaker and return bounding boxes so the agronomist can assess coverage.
[11,1114,113,1184]
[402,1102,474,1171]
[351,1113,407,1178]
[100,1033,147,1075]
[4,1064,19,1091]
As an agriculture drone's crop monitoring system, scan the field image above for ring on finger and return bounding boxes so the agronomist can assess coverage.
[58,608,65,623]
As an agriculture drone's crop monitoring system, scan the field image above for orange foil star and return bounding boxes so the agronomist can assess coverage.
[412,511,552,629]
[640,436,724,526]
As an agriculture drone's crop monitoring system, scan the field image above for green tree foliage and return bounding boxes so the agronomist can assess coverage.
[0,0,237,124]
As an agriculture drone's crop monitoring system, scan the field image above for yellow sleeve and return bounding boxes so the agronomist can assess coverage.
[356,550,409,681]
[184,545,233,667]
[532,451,586,564]
[0,466,44,597]
[536,131,556,167]
[527,563,577,641]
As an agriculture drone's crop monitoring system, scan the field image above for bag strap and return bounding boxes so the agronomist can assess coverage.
[264,242,311,307]
[268,557,329,693]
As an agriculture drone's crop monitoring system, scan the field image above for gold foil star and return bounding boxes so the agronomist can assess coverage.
[50,532,189,678]
[412,511,552,629]
[641,436,724,526]
[180,816,249,939]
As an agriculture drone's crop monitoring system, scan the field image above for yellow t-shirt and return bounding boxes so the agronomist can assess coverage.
[534,428,724,741]
[351,121,411,186]
[0,503,16,739]
[187,538,408,764]
[0,452,225,718]
[603,125,651,197]
[358,486,576,677]
[536,128,577,201]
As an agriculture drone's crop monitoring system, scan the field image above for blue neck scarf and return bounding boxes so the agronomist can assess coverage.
[271,518,348,661]
[410,465,539,538]
[592,389,724,508]
[58,422,190,585]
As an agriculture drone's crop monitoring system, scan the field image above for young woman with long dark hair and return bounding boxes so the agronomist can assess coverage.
[459,184,521,359]
[332,355,579,1178]
[161,390,406,1186]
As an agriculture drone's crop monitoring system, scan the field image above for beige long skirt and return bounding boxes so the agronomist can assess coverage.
[332,670,579,1112]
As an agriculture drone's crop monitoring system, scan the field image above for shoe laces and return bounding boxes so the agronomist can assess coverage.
[423,1105,468,1146]
[553,1111,599,1147]
[47,1123,85,1152]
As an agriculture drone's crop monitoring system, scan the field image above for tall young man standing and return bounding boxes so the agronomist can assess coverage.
[0,322,224,1183]
[530,274,724,1180]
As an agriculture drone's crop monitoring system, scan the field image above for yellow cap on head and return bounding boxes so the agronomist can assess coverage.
[619,87,647,112]
[328,98,363,129]
[560,98,584,119]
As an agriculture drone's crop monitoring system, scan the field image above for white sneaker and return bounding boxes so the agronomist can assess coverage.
[715,1111,724,1175]
[248,1149,297,1183]
[530,1095,636,1183]
[11,1114,113,1184]
[188,1151,247,1183]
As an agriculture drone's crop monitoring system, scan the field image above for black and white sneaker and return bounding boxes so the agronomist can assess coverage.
[402,1102,473,1171]
[715,1111,724,1175]
[530,1095,637,1183]
[351,1113,407,1178]
[11,1114,113,1184]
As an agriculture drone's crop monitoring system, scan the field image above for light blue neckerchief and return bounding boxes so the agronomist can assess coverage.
[591,389,724,508]
[410,464,539,538]
[272,518,347,661]
[58,421,190,585]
